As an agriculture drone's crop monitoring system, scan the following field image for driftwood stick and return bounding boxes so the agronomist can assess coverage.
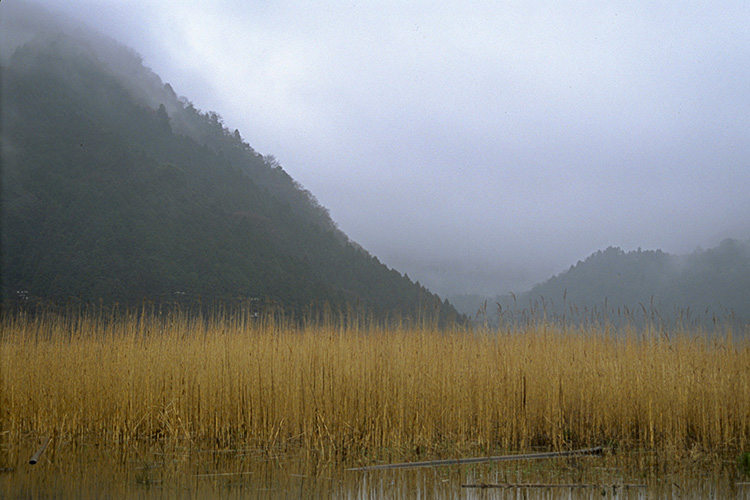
[196,471,255,477]
[462,482,646,489]
[29,437,52,465]
[347,446,603,471]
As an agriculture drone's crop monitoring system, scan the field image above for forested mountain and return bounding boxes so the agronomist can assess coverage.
[474,240,749,329]
[0,10,462,324]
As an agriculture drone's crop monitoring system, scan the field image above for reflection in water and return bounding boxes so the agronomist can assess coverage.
[2,436,748,499]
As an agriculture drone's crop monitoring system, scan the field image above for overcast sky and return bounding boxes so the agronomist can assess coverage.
[9,1,750,296]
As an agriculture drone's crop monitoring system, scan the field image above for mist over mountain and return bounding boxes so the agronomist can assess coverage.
[451,239,750,329]
[0,10,462,323]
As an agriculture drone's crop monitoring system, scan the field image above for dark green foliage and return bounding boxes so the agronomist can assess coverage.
[739,452,750,476]
[0,31,463,325]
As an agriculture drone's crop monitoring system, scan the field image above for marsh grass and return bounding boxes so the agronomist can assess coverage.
[1,308,748,466]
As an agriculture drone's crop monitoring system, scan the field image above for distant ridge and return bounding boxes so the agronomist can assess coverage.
[454,239,750,329]
[0,6,463,324]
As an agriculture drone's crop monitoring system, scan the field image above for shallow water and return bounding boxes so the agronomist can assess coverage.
[2,437,748,499]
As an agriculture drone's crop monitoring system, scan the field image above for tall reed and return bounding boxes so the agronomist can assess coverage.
[1,309,748,462]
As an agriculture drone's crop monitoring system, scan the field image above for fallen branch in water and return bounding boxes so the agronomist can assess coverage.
[196,472,255,477]
[462,482,646,489]
[29,437,52,465]
[347,446,603,471]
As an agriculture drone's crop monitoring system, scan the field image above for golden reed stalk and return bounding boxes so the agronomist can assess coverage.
[1,309,748,461]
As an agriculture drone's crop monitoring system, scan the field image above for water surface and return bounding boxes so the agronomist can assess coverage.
[2,437,748,499]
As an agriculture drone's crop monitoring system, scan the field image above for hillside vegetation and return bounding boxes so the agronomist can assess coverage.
[1,19,460,323]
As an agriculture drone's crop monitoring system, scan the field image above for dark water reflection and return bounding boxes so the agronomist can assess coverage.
[2,437,748,499]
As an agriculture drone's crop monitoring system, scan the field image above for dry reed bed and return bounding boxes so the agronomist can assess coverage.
[1,312,748,461]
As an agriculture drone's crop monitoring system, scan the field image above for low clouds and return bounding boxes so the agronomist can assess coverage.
[14,1,750,295]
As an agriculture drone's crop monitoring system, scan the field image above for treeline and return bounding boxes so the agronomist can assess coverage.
[0,20,463,325]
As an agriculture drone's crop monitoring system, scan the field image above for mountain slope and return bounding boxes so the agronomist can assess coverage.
[0,21,462,323]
